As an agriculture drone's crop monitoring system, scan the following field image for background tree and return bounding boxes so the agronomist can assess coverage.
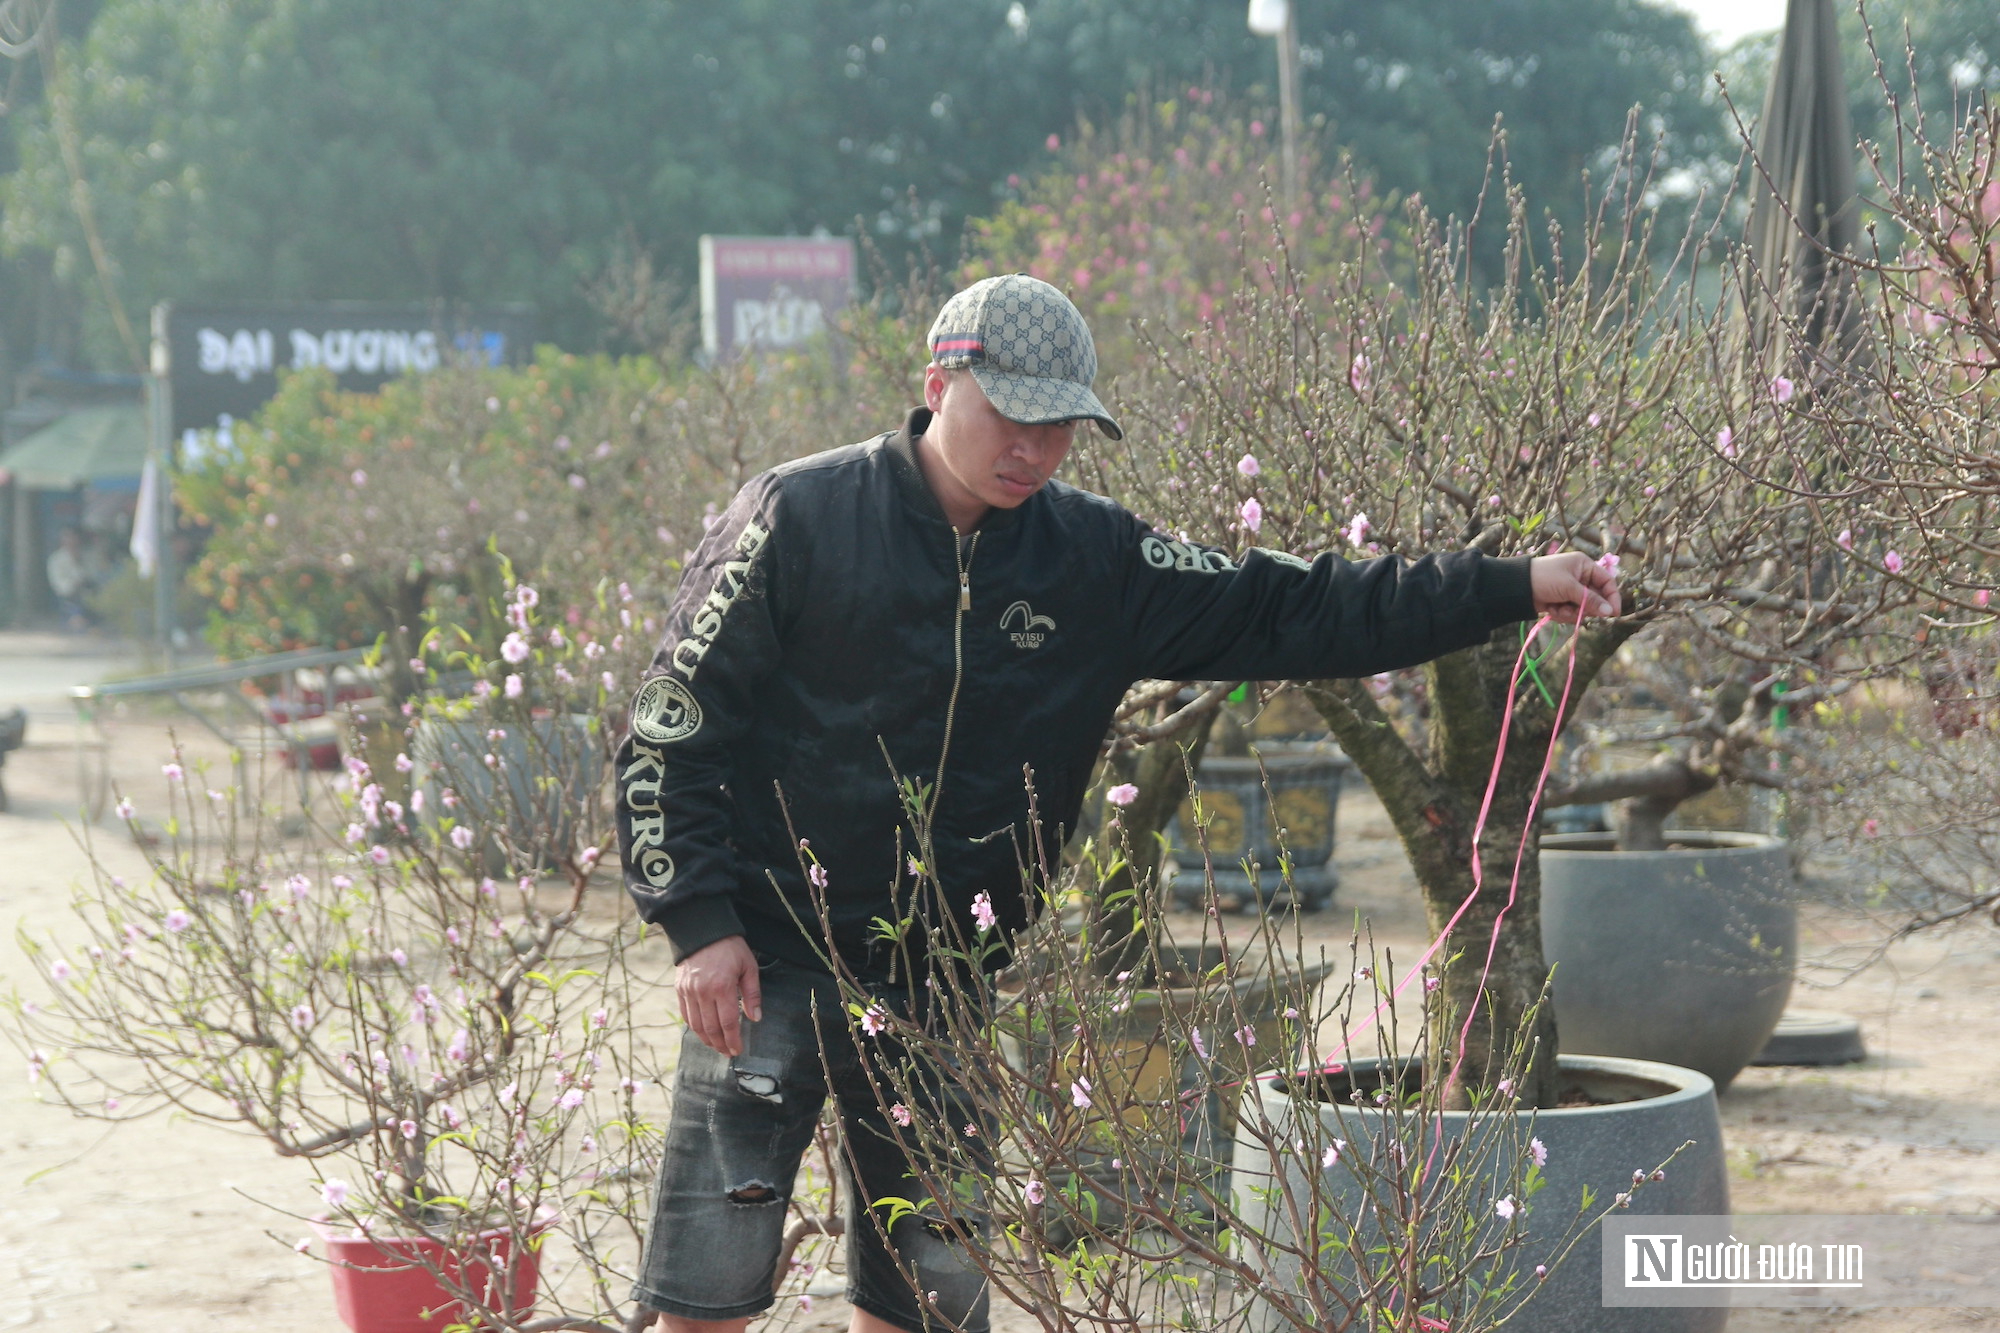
[1087,147,1913,1106]
[1292,0,1724,266]
[1,0,1728,368]
[965,91,1393,374]
[0,0,105,381]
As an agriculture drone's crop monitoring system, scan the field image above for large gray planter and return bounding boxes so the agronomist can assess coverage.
[1231,1054,1728,1333]
[1541,832,1796,1092]
[412,712,605,874]
[1167,744,1349,912]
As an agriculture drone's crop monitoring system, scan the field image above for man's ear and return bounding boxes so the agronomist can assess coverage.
[922,363,949,413]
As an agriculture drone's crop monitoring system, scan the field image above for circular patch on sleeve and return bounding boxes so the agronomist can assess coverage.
[630,675,703,744]
[636,847,675,889]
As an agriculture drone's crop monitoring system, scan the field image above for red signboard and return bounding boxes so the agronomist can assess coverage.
[699,236,857,359]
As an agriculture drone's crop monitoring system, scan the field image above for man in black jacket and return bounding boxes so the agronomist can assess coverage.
[618,275,1618,1333]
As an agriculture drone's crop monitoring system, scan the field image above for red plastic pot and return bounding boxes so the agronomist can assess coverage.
[315,1224,543,1333]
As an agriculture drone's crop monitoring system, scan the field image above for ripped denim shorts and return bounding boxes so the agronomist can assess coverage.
[632,953,990,1332]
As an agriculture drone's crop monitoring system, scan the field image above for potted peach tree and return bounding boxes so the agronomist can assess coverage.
[1012,135,1915,1328]
[10,590,666,1333]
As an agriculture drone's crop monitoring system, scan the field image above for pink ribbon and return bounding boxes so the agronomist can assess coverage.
[1282,615,1580,1086]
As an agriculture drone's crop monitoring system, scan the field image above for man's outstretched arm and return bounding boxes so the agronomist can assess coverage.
[1117,518,1619,682]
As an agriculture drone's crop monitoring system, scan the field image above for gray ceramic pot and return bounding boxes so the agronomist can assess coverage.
[412,712,604,874]
[1541,831,1796,1092]
[1231,1054,1728,1333]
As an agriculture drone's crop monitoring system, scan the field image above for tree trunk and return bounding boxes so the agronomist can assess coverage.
[1552,752,1720,851]
[1612,794,1680,852]
[362,572,432,708]
[1412,806,1561,1110]
[1299,630,1590,1108]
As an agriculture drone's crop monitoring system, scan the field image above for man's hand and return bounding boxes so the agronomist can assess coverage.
[1529,552,1622,624]
[676,935,763,1057]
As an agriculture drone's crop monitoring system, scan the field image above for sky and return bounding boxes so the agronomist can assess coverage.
[1670,0,1791,47]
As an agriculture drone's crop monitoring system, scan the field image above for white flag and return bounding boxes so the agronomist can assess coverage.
[1247,0,1289,37]
[131,454,160,578]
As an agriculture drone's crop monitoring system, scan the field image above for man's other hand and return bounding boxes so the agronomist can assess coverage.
[1529,552,1622,624]
[676,935,763,1056]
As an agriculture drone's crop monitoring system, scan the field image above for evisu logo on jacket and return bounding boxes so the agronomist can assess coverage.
[665,519,771,683]
[620,741,676,889]
[630,674,701,744]
[620,513,772,891]
[999,600,1054,649]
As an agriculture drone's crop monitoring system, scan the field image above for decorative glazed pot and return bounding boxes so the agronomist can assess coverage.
[1002,945,1335,1143]
[1168,744,1349,911]
[1232,1054,1729,1333]
[999,944,1334,1242]
[1541,831,1796,1091]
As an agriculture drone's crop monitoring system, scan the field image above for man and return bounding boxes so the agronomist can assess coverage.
[47,527,95,631]
[615,274,1619,1333]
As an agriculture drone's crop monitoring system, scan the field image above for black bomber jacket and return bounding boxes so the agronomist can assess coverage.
[615,408,1537,981]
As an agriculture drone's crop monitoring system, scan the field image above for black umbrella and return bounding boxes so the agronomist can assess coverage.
[1742,1,1868,1066]
[1745,0,1862,366]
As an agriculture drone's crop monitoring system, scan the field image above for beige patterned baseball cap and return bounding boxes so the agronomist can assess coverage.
[927,275,1123,439]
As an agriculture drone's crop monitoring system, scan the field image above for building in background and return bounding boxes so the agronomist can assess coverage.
[0,369,145,628]
[0,303,533,628]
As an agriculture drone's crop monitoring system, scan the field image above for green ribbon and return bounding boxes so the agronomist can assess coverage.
[1515,622,1557,709]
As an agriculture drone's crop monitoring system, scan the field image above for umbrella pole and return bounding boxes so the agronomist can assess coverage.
[1277,2,1301,211]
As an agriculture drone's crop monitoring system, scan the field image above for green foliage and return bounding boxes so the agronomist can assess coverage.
[1,0,1255,360]
[1293,0,1724,259]
[177,352,668,666]
[175,299,927,678]
[4,0,811,355]
[2,0,1730,367]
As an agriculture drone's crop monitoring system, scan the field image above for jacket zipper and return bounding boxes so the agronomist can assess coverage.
[930,528,980,816]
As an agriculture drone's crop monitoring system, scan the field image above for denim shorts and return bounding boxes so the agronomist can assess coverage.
[632,954,989,1332]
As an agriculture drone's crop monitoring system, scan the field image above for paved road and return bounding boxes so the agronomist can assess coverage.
[1,631,1987,1332]
[1,671,324,1331]
[0,629,146,720]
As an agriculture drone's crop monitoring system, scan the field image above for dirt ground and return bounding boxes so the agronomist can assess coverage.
[1,631,1994,1331]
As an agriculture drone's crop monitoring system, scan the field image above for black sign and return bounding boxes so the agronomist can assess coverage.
[156,301,535,438]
